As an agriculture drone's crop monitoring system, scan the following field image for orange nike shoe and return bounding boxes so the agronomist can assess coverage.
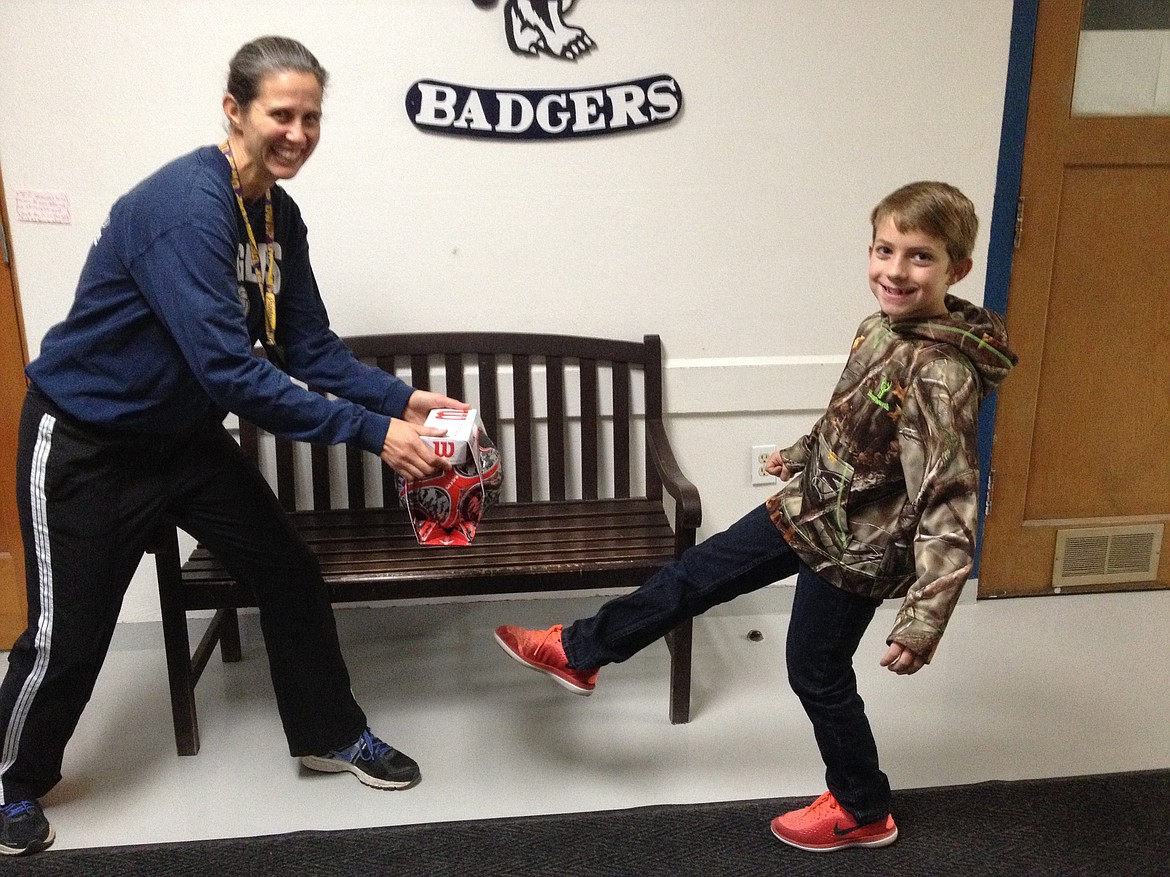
[493,624,598,694]
[770,790,898,852]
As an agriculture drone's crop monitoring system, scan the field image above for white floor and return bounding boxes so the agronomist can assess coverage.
[24,585,1170,851]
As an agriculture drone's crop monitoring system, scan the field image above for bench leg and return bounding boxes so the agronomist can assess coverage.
[218,608,242,663]
[154,529,200,756]
[665,618,693,724]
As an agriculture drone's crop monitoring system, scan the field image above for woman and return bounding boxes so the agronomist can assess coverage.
[0,36,463,856]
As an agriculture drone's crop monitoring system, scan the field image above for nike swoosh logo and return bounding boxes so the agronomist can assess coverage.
[833,822,865,837]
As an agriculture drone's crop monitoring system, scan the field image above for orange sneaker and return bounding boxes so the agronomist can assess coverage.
[770,791,898,852]
[493,624,599,694]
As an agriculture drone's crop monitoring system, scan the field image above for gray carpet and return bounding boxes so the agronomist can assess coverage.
[8,769,1167,876]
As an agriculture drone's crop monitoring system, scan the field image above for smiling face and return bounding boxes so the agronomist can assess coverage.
[222,69,322,199]
[868,217,972,320]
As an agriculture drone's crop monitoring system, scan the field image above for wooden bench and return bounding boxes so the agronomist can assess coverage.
[151,332,702,755]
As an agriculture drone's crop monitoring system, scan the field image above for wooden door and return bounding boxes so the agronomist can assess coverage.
[980,0,1170,597]
[0,167,31,646]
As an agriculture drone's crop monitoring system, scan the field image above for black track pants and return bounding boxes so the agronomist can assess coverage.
[0,388,366,802]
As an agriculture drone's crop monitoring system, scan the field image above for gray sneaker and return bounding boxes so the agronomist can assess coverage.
[0,800,54,856]
[301,728,420,790]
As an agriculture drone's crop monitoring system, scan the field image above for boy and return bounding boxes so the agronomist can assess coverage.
[493,181,1017,852]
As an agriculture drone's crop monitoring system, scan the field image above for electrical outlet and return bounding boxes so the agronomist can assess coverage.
[751,444,777,485]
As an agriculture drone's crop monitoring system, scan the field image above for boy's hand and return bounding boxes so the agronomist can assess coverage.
[764,451,792,481]
[881,642,926,675]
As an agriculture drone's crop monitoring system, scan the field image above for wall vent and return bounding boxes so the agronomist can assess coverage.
[1052,524,1163,588]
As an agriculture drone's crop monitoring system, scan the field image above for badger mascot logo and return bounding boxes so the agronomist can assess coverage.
[502,0,594,60]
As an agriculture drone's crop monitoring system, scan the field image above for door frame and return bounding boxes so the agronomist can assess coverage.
[974,0,1038,578]
[0,163,32,647]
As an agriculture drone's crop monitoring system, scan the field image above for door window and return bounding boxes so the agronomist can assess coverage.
[1073,0,1170,115]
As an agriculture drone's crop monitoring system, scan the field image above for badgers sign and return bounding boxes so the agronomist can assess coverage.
[405,75,682,140]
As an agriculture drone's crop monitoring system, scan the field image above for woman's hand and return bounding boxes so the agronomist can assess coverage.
[380,391,472,479]
[401,390,470,426]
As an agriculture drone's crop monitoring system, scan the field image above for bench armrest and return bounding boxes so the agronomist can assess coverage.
[647,418,702,530]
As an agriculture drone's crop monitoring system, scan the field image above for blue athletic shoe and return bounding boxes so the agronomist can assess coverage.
[0,800,54,856]
[301,728,420,789]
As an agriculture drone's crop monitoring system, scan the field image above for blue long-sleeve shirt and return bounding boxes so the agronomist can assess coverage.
[28,146,412,453]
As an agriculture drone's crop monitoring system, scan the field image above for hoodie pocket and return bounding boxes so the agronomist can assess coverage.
[802,434,855,552]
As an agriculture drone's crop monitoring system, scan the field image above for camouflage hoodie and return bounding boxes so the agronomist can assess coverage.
[766,294,1017,660]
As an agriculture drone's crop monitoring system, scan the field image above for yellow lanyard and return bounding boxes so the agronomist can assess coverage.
[219,141,277,347]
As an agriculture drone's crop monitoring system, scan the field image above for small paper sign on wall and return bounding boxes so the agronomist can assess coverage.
[15,190,71,225]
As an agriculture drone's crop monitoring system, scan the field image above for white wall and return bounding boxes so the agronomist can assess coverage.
[0,0,1015,622]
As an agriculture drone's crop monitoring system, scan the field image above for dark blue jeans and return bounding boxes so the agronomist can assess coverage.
[562,503,891,822]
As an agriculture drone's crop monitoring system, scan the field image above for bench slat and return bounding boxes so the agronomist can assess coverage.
[581,358,599,501]
[547,355,566,501]
[613,360,631,499]
[445,352,464,401]
[478,353,499,445]
[513,354,533,502]
[282,498,667,526]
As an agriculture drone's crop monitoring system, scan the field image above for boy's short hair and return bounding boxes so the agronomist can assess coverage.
[870,181,978,266]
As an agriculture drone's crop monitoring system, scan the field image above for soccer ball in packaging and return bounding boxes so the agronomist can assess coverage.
[396,409,502,546]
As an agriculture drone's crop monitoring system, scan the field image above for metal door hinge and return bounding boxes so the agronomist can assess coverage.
[1013,197,1024,250]
[0,219,9,265]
